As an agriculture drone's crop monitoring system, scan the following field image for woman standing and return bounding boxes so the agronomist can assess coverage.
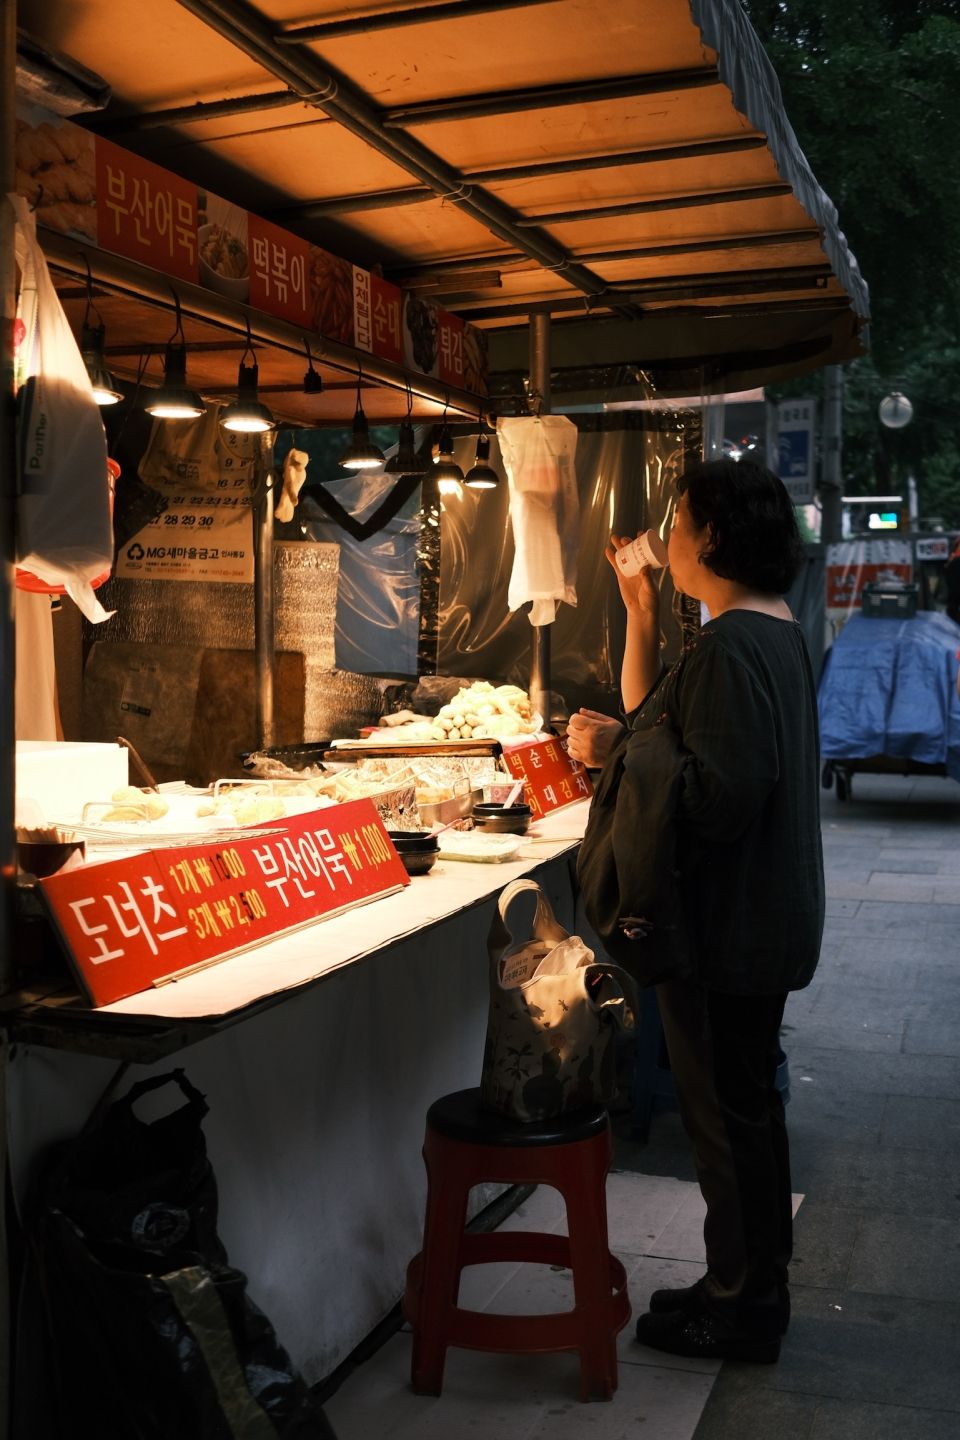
[570,457,824,1364]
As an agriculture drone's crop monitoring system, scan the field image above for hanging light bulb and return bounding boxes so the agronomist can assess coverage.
[464,433,499,490]
[80,260,123,405]
[338,371,384,469]
[221,321,275,434]
[433,423,464,484]
[384,419,421,475]
[384,385,421,475]
[303,338,323,394]
[145,291,206,420]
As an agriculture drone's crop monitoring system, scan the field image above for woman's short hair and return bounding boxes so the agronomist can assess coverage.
[678,457,806,594]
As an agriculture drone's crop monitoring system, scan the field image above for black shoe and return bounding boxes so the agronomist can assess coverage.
[649,1277,707,1315]
[635,1307,780,1364]
[649,1279,791,1336]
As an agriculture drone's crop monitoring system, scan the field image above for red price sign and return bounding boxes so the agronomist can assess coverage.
[95,136,198,283]
[247,216,312,327]
[39,801,408,1008]
[500,737,593,818]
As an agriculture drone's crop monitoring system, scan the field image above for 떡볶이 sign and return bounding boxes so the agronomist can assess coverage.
[14,106,487,392]
[500,737,593,818]
[39,801,408,1008]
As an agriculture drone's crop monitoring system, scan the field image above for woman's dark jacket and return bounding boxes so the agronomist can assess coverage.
[579,611,824,995]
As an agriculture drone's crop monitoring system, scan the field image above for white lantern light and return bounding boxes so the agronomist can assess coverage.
[878,392,913,429]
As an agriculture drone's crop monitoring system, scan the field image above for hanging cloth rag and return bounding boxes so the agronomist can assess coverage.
[497,415,579,625]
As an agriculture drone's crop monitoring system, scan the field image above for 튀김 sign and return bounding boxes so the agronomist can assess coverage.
[501,737,593,818]
[39,801,408,1007]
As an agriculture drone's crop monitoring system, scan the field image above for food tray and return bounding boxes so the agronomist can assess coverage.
[325,740,503,760]
[437,833,525,863]
[48,790,335,849]
[44,820,289,848]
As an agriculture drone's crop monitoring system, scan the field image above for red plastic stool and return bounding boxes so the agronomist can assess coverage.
[402,1088,631,1401]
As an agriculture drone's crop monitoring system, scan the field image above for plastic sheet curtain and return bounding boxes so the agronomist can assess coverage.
[274,428,421,677]
[438,412,701,720]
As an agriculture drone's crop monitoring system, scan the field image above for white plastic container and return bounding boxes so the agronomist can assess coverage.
[613,528,669,577]
[16,741,129,824]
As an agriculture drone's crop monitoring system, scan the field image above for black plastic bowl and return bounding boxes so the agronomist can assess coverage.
[471,803,532,836]
[386,829,439,876]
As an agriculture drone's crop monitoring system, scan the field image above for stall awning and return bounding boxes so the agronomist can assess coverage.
[22,0,869,414]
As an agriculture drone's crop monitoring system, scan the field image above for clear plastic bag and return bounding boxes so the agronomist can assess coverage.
[497,416,579,625]
[10,193,114,623]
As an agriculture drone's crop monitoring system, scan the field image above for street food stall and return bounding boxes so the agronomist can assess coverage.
[0,0,869,1424]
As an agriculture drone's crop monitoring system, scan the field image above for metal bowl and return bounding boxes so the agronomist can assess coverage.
[471,803,532,835]
[386,829,439,876]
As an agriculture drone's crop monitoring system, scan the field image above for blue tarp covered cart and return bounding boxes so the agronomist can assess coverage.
[818,612,960,800]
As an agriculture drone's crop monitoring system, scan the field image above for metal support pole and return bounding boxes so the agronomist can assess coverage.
[820,364,844,544]
[0,0,17,994]
[253,434,276,751]
[528,314,552,729]
[1,9,17,1435]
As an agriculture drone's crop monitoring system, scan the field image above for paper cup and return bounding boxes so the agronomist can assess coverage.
[614,528,668,577]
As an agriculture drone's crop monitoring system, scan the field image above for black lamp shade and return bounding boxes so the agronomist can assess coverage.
[433,423,464,482]
[221,360,275,433]
[384,419,422,475]
[464,434,499,489]
[339,399,385,469]
[81,322,123,406]
[146,342,206,419]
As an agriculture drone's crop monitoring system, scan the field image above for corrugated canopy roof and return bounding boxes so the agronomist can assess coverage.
[23,0,870,413]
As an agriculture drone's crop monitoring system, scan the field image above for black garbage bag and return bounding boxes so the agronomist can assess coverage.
[19,1069,336,1440]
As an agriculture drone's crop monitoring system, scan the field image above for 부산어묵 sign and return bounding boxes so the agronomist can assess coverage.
[39,801,408,1007]
[14,106,487,392]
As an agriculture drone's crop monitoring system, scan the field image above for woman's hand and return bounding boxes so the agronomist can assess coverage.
[605,533,661,619]
[565,709,626,768]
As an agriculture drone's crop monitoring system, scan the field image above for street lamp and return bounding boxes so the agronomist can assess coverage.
[878,392,913,429]
[878,391,916,527]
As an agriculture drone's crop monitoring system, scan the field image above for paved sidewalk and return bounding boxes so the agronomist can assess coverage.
[614,772,960,1439]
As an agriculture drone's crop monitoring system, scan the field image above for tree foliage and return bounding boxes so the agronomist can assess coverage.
[744,1,960,525]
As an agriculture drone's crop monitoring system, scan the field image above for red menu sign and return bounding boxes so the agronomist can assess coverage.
[438,311,465,389]
[500,737,593,818]
[247,215,312,327]
[16,109,487,390]
[96,135,198,283]
[39,801,408,1008]
[370,274,403,366]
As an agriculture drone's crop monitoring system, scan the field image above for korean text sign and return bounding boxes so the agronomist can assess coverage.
[40,801,408,1008]
[500,737,593,817]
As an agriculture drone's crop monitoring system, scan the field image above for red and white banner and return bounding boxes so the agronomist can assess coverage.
[40,801,408,1007]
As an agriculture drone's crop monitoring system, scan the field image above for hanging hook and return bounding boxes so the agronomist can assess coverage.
[302,337,323,394]
[166,286,187,345]
[80,253,103,329]
[239,315,256,367]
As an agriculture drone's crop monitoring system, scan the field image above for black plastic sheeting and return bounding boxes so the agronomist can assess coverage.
[276,412,701,719]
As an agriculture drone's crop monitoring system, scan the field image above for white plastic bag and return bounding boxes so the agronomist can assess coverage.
[10,193,113,623]
[497,415,579,626]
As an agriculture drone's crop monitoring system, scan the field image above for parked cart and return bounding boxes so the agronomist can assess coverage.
[818,610,960,801]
